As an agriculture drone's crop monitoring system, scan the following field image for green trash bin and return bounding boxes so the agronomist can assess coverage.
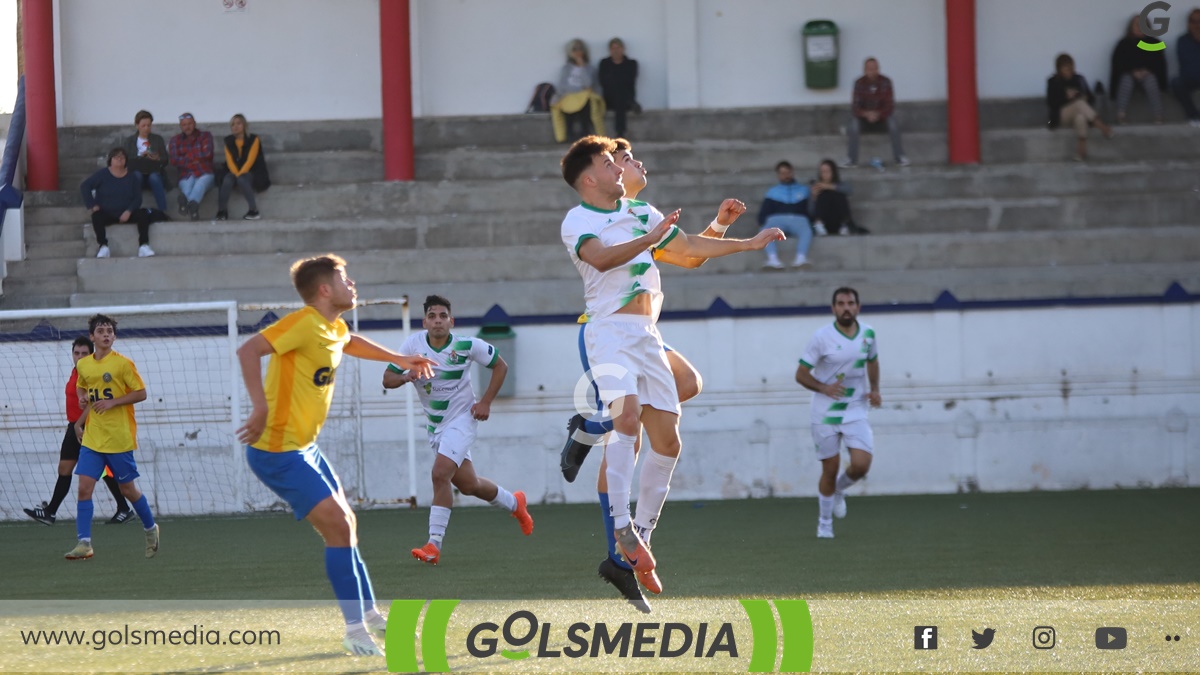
[803,20,839,89]
[476,312,516,399]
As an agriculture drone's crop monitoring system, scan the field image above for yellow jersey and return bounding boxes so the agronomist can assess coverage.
[251,306,350,452]
[76,350,145,454]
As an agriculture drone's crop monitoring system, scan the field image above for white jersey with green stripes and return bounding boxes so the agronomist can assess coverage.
[560,198,679,323]
[799,321,878,425]
[387,331,500,434]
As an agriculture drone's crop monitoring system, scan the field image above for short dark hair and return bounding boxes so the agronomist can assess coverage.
[106,147,127,166]
[134,110,153,125]
[775,160,793,172]
[72,336,94,353]
[88,314,117,334]
[831,287,860,306]
[561,135,617,188]
[289,254,346,303]
[612,137,632,154]
[1055,53,1074,71]
[423,295,452,315]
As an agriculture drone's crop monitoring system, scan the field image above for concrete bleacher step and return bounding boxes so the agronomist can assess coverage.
[67,262,1200,317]
[57,150,384,189]
[55,119,381,159]
[24,240,86,260]
[72,226,1200,294]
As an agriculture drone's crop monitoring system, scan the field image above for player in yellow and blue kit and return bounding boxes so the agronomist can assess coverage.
[236,254,434,658]
[64,315,160,561]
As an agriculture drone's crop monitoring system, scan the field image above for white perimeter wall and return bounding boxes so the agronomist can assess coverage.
[53,0,1196,124]
[3,302,1197,519]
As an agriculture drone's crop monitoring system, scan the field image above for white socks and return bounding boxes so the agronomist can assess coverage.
[489,487,517,512]
[633,450,679,543]
[428,505,451,547]
[605,432,638,528]
[835,472,858,494]
[818,494,834,520]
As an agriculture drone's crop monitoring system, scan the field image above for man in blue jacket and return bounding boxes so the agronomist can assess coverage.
[757,161,813,269]
[1173,9,1200,125]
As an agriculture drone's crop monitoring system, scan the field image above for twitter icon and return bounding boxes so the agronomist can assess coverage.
[972,628,996,649]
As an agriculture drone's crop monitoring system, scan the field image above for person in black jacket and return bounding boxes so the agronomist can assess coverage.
[217,114,269,221]
[122,110,170,211]
[599,38,639,138]
[1047,53,1114,161]
[1111,15,1168,124]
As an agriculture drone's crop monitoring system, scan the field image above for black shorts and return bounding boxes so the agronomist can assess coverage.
[59,423,82,462]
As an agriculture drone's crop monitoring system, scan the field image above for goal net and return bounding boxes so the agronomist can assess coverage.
[0,299,415,522]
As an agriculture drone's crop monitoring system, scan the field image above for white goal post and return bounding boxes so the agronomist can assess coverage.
[0,298,415,522]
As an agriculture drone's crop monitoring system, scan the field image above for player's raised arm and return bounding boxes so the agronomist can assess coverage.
[658,222,785,262]
[656,199,749,269]
[576,211,679,272]
[344,334,435,379]
[382,367,418,389]
[236,333,275,445]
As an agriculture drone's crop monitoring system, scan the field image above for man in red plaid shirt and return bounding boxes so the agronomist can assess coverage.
[169,112,215,221]
[844,58,909,168]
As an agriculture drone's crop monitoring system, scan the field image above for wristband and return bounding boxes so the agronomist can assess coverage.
[708,220,729,234]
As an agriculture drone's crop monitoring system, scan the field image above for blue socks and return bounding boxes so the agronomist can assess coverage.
[582,413,615,437]
[598,492,631,571]
[352,547,375,604]
[131,495,155,529]
[325,547,363,625]
[76,499,93,540]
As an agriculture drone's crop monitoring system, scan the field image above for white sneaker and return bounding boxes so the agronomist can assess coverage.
[791,254,809,268]
[343,630,384,656]
[839,159,857,168]
[762,256,784,270]
[813,221,828,236]
[896,156,911,167]
[817,518,834,539]
[96,245,110,259]
[137,244,155,258]
[838,225,851,236]
[1190,119,1200,128]
[833,492,847,519]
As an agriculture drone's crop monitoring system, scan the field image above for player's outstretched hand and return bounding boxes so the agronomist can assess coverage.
[395,355,436,380]
[716,199,747,226]
[648,210,681,242]
[747,227,786,250]
[237,407,268,445]
[471,401,492,421]
[868,391,882,408]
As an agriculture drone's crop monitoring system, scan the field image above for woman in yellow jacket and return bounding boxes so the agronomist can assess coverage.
[551,39,607,143]
[217,114,270,220]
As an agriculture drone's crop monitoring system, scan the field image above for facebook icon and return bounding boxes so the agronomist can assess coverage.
[914,626,939,649]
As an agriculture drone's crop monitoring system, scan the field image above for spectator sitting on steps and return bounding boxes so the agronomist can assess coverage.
[1110,14,1167,124]
[1171,8,1200,126]
[758,161,814,270]
[122,110,170,212]
[550,39,606,143]
[599,37,639,138]
[217,114,269,221]
[168,112,215,221]
[1047,53,1114,161]
[809,159,858,237]
[844,57,909,168]
[80,148,155,259]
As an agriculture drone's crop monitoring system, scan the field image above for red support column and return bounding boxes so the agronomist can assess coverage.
[380,0,414,181]
[22,0,59,191]
[945,0,980,164]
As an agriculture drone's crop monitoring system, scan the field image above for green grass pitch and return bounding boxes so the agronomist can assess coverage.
[2,489,1197,673]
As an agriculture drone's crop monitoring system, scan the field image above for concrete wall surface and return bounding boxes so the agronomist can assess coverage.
[53,0,1194,123]
[2,300,1196,518]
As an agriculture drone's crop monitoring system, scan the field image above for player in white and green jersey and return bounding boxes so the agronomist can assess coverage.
[559,135,784,596]
[383,295,533,566]
[795,287,882,539]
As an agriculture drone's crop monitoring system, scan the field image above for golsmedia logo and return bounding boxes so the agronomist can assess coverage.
[1137,1,1171,51]
[385,598,812,673]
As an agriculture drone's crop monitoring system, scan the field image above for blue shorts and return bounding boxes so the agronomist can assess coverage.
[75,447,139,483]
[246,444,343,520]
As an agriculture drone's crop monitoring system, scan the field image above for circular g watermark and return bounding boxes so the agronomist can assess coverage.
[1138,1,1171,51]
[572,363,632,420]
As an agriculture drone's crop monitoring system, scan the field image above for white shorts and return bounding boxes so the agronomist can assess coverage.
[428,414,476,467]
[583,315,680,415]
[812,419,874,460]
